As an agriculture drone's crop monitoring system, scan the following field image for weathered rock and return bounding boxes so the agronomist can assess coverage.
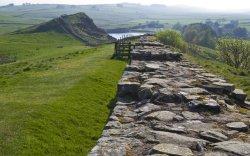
[90,137,144,156]
[226,122,248,132]
[178,120,216,132]
[187,100,203,111]
[136,103,161,114]
[232,89,247,102]
[199,130,228,142]
[182,111,204,120]
[204,99,221,113]
[224,130,238,136]
[145,78,170,88]
[202,73,217,78]
[187,100,220,113]
[204,152,229,156]
[173,115,184,122]
[105,121,121,129]
[152,75,166,79]
[181,87,209,95]
[149,154,169,156]
[113,105,137,118]
[145,111,176,122]
[154,88,182,103]
[181,93,201,101]
[119,117,134,123]
[148,154,169,156]
[125,64,143,72]
[145,63,161,71]
[204,82,235,94]
[242,101,250,109]
[151,143,193,156]
[150,131,208,149]
[102,129,122,137]
[153,124,187,134]
[138,84,154,100]
[213,141,250,156]
[118,81,140,98]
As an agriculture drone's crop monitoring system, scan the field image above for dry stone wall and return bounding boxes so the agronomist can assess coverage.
[89,38,250,156]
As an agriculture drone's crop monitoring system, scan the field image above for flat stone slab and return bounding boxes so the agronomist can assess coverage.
[177,120,216,132]
[232,89,247,102]
[118,81,140,97]
[155,88,182,103]
[182,111,204,120]
[204,82,235,94]
[145,111,176,122]
[151,143,193,156]
[145,78,170,88]
[136,103,161,114]
[199,130,228,142]
[180,87,209,95]
[153,123,187,134]
[242,101,250,109]
[151,131,208,149]
[226,122,248,132]
[145,63,161,71]
[138,84,154,100]
[213,141,250,156]
[204,152,230,156]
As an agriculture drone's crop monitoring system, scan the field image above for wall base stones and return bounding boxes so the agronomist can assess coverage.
[89,38,249,156]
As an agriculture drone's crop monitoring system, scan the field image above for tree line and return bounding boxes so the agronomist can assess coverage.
[173,20,249,49]
[156,29,250,70]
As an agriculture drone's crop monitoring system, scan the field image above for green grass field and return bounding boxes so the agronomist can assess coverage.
[185,47,250,99]
[0,32,126,155]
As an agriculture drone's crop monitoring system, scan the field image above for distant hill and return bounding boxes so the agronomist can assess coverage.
[16,12,114,45]
[0,3,250,34]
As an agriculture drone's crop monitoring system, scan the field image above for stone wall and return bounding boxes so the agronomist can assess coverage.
[89,38,250,156]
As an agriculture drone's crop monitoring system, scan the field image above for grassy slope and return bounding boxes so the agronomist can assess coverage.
[0,32,126,155]
[185,46,250,99]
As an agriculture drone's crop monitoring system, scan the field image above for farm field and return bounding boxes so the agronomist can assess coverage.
[0,32,126,155]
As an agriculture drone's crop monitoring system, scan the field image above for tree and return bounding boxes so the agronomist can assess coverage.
[156,29,187,52]
[233,27,248,38]
[172,22,184,32]
[183,23,217,48]
[216,38,250,69]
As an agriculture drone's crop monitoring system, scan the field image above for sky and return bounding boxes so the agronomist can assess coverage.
[1,0,250,12]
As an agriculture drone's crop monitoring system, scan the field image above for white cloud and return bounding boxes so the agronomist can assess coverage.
[1,0,250,11]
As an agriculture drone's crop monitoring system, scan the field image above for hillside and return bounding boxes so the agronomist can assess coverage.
[17,12,114,45]
[0,31,125,155]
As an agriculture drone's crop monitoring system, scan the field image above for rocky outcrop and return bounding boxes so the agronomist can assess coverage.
[89,37,250,156]
[16,12,114,45]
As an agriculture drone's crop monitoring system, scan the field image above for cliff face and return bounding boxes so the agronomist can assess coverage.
[18,12,115,45]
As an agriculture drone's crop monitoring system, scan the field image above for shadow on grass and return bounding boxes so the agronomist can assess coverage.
[106,97,117,123]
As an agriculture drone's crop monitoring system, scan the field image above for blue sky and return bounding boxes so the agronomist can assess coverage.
[1,0,250,12]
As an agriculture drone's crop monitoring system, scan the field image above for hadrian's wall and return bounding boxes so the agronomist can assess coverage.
[89,38,250,156]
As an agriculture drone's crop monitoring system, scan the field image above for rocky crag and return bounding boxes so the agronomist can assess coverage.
[16,12,114,45]
[90,36,250,156]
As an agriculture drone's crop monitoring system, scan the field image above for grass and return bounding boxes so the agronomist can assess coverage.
[185,46,250,99]
[0,32,126,155]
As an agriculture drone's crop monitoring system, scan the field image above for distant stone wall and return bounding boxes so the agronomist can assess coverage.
[89,38,250,156]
